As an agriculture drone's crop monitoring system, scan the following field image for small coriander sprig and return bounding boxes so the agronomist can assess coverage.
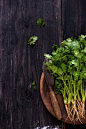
[32,81,36,90]
[37,18,45,27]
[28,36,38,45]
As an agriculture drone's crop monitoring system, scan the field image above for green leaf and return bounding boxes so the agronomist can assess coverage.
[52,53,60,61]
[70,60,78,67]
[73,50,79,57]
[32,85,37,90]
[32,81,36,90]
[73,71,79,80]
[66,38,72,42]
[76,53,82,59]
[32,81,36,86]
[83,72,86,79]
[83,47,86,53]
[83,56,86,62]
[52,44,58,50]
[79,34,86,39]
[80,73,83,80]
[55,80,59,85]
[68,66,73,74]
[61,40,71,47]
[28,36,38,45]
[61,63,66,73]
[51,65,58,74]
[57,68,63,75]
[44,54,52,59]
[77,80,82,86]
[61,55,67,61]
[56,77,62,80]
[37,18,45,27]
[52,51,56,56]
[71,41,80,49]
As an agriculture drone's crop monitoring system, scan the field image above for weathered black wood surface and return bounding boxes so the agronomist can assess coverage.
[0,0,86,129]
[0,0,62,129]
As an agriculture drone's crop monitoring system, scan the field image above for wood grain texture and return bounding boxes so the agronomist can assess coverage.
[1,0,86,128]
[62,0,86,40]
[62,0,86,128]
[0,0,62,129]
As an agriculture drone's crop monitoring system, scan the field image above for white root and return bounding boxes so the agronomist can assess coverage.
[65,100,85,123]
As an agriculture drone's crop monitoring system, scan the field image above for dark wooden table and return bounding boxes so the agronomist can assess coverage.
[0,0,86,129]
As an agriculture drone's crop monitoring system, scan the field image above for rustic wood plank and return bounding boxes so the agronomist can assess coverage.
[0,0,62,128]
[62,0,83,39]
[62,0,86,128]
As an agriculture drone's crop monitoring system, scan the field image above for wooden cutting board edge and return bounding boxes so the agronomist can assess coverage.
[40,72,86,125]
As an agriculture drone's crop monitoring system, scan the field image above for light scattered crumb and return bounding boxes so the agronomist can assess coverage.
[34,125,61,129]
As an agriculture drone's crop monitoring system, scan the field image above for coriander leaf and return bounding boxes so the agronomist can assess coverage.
[61,40,71,47]
[66,38,72,42]
[83,56,86,61]
[57,68,63,75]
[79,34,86,39]
[52,44,58,50]
[37,18,45,27]
[77,80,82,86]
[73,50,79,57]
[70,60,78,67]
[32,81,36,90]
[73,71,79,80]
[32,81,36,86]
[61,63,66,73]
[28,36,38,45]
[44,53,52,60]
[83,72,86,79]
[32,85,37,90]
[52,51,56,56]
[83,47,86,53]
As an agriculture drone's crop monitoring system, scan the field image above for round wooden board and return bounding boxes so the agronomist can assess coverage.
[40,72,86,125]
